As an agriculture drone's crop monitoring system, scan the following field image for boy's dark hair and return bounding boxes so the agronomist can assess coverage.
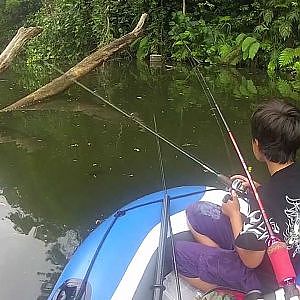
[251,100,300,163]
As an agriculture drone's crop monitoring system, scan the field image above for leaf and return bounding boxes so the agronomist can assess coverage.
[235,33,246,45]
[242,48,249,60]
[279,48,295,67]
[267,60,277,76]
[219,15,232,22]
[241,37,256,52]
[174,40,185,46]
[292,80,300,92]
[246,80,257,94]
[263,10,273,25]
[248,42,260,60]
[279,22,292,40]
[260,41,272,51]
[136,37,150,60]
[239,81,249,96]
[294,48,300,58]
[293,61,300,77]
[219,44,232,58]
[254,24,269,34]
[287,11,299,22]
[230,55,241,66]
[277,79,292,97]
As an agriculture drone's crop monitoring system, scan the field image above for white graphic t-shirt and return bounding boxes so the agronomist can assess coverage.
[235,163,300,258]
[235,163,300,290]
[234,163,300,290]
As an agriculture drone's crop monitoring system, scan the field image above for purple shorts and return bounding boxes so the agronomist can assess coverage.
[175,201,261,292]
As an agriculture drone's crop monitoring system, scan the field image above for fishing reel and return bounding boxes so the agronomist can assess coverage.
[222,179,249,203]
[231,178,248,195]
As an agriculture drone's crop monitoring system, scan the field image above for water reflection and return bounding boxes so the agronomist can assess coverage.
[0,61,299,299]
[0,188,80,299]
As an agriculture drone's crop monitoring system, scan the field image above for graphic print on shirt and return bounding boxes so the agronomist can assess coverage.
[284,195,300,257]
[241,210,280,241]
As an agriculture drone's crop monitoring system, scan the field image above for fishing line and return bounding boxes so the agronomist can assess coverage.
[154,115,167,193]
[44,61,232,188]
[186,55,235,173]
[167,216,182,300]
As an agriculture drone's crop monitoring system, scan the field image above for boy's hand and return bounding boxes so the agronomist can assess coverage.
[222,190,240,219]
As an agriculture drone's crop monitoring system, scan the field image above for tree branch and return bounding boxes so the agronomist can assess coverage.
[0,27,43,74]
[2,13,148,111]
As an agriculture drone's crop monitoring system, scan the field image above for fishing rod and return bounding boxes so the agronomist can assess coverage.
[185,51,275,238]
[45,62,232,189]
[186,49,300,296]
[153,115,171,300]
[152,115,182,300]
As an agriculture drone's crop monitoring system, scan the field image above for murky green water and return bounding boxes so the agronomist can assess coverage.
[0,60,299,299]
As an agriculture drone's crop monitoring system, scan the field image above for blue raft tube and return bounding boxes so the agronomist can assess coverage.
[48,186,300,300]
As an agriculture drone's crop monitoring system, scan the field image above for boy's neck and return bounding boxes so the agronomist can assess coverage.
[266,160,294,176]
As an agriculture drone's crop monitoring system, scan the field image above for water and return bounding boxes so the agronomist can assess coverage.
[0,60,298,299]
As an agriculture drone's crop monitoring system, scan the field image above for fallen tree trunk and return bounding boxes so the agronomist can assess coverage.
[2,13,148,111]
[0,27,43,74]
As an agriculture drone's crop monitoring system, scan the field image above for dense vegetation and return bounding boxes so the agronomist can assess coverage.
[0,0,41,47]
[1,0,300,77]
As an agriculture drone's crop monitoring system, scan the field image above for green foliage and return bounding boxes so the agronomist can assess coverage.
[168,12,227,63]
[2,0,300,76]
[0,0,41,49]
[23,0,176,66]
[279,48,297,67]
[241,37,260,60]
[236,33,246,45]
[136,37,151,60]
[167,0,300,73]
[248,42,260,60]
[276,79,300,100]
[92,0,145,45]
[266,47,300,77]
[242,37,256,53]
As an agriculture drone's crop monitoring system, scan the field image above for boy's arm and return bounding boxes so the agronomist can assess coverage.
[230,212,265,268]
[222,191,266,269]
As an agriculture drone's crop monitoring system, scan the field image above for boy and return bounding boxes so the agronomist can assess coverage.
[175,100,300,294]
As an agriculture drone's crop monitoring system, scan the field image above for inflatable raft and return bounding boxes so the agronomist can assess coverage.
[48,186,300,300]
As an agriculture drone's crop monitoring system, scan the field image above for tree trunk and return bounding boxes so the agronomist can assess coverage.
[0,27,43,74]
[2,13,148,111]
[183,0,186,14]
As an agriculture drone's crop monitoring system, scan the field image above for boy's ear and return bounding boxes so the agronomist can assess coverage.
[252,139,265,162]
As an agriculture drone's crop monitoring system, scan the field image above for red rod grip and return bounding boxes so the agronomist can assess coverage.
[267,241,296,287]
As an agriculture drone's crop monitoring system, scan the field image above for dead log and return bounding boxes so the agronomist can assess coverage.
[0,27,43,74]
[2,13,148,111]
